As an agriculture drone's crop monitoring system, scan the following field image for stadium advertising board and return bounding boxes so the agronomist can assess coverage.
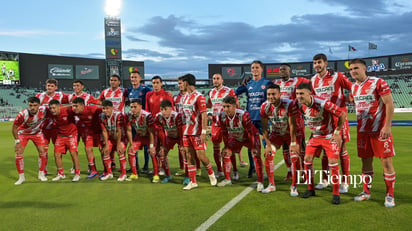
[75,65,99,79]
[266,65,280,77]
[364,57,389,72]
[105,18,122,60]
[0,52,20,85]
[222,66,242,79]
[290,63,311,77]
[392,55,412,70]
[48,64,73,79]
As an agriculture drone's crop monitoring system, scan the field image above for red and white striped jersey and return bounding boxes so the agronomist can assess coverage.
[182,90,207,136]
[173,92,185,114]
[68,92,99,105]
[208,86,237,126]
[260,98,297,137]
[300,96,344,139]
[351,77,391,133]
[99,87,127,113]
[36,92,69,105]
[125,110,154,138]
[273,77,309,100]
[155,111,183,143]
[48,107,77,136]
[218,109,260,148]
[100,111,124,140]
[311,71,352,109]
[13,106,49,135]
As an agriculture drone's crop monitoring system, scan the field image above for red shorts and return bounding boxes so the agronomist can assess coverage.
[54,135,78,154]
[18,133,46,148]
[269,133,302,151]
[210,125,222,143]
[107,139,127,153]
[164,137,180,152]
[341,120,350,142]
[132,136,150,151]
[269,133,291,148]
[227,138,257,154]
[43,128,57,145]
[182,135,206,151]
[306,137,340,159]
[78,130,103,148]
[357,133,395,158]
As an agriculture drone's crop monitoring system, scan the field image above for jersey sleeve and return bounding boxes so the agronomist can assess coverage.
[154,115,167,146]
[145,92,152,113]
[376,78,392,96]
[196,94,207,113]
[338,73,353,91]
[260,103,268,119]
[89,95,100,105]
[146,114,155,129]
[235,85,247,96]
[13,111,24,127]
[325,100,343,117]
[98,90,106,101]
[243,112,260,149]
[218,114,229,147]
[229,89,239,105]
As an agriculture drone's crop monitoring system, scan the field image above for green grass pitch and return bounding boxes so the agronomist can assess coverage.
[0,113,411,230]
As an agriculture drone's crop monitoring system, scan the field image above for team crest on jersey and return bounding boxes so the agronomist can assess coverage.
[364,88,371,94]
[261,85,266,90]
[88,116,92,120]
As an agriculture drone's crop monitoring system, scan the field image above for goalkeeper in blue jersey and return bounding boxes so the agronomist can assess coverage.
[235,60,272,178]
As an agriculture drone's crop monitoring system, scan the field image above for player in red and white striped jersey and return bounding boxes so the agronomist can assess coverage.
[216,96,264,190]
[173,79,201,181]
[261,84,300,195]
[36,79,69,106]
[207,73,240,179]
[98,74,127,113]
[68,80,99,105]
[155,99,184,183]
[273,63,308,181]
[99,100,128,181]
[296,83,346,204]
[180,74,217,190]
[349,59,396,208]
[47,100,80,182]
[173,78,187,176]
[311,54,352,193]
[125,99,158,182]
[12,97,49,185]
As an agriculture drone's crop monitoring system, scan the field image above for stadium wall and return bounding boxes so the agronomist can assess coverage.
[16,52,143,90]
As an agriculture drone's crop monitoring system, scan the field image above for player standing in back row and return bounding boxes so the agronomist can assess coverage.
[311,54,352,193]
[207,73,240,179]
[273,63,308,181]
[235,60,271,178]
[349,58,396,208]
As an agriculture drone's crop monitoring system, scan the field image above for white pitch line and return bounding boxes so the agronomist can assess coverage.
[195,159,285,231]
